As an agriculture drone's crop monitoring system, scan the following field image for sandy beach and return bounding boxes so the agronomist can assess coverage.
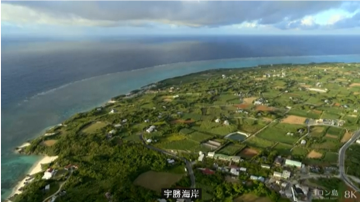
[14,142,31,153]
[10,156,59,197]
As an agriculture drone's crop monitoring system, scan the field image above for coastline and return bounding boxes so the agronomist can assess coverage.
[9,156,58,200]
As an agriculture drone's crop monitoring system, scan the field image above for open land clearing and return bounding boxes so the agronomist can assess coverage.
[281,115,307,125]
[325,134,338,139]
[234,194,272,202]
[42,140,58,146]
[341,130,353,143]
[133,171,183,193]
[243,97,257,104]
[350,83,360,87]
[307,150,323,159]
[255,105,275,111]
[238,147,259,158]
[81,121,108,134]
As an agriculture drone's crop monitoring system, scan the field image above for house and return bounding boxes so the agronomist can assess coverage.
[254,101,263,105]
[146,139,152,143]
[301,140,307,145]
[354,109,358,113]
[222,74,226,79]
[108,130,116,134]
[122,119,127,123]
[273,171,282,178]
[109,109,115,114]
[239,167,247,172]
[173,95,179,98]
[250,175,258,180]
[281,182,288,188]
[113,123,122,128]
[284,159,302,168]
[261,164,271,169]
[215,118,220,123]
[45,184,50,191]
[282,170,291,179]
[230,168,239,176]
[146,125,156,133]
[207,152,215,158]
[223,120,230,125]
[167,159,175,164]
[356,139,360,144]
[42,168,54,180]
[198,151,205,162]
[144,119,149,123]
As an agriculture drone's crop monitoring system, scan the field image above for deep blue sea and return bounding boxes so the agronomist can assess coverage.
[2,35,360,200]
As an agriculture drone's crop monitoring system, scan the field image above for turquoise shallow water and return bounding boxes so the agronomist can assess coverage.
[2,55,360,200]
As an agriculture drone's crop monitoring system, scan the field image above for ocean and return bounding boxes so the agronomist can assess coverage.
[2,35,360,200]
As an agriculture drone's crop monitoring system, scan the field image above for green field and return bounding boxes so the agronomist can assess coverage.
[238,119,268,134]
[288,109,320,119]
[273,143,293,155]
[245,137,275,149]
[311,139,340,152]
[322,152,338,164]
[188,131,211,142]
[134,171,183,193]
[81,121,108,134]
[291,147,309,158]
[256,123,302,145]
[156,139,199,151]
[217,143,246,156]
[326,127,345,137]
[310,126,327,138]
[321,112,341,119]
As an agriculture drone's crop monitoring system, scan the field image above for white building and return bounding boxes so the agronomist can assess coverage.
[356,139,360,144]
[207,152,215,158]
[167,159,175,164]
[215,118,220,123]
[239,167,247,172]
[109,109,115,114]
[261,164,271,169]
[301,140,307,145]
[230,168,239,176]
[108,130,116,134]
[282,170,291,179]
[113,123,122,128]
[223,120,230,125]
[198,151,204,162]
[146,139,152,143]
[42,169,54,180]
[222,74,226,79]
[146,125,156,133]
[284,159,302,168]
[273,171,282,178]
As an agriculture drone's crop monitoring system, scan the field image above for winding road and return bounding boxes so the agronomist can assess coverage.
[42,170,73,202]
[338,129,360,193]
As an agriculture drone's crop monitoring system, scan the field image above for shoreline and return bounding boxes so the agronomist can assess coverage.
[9,156,59,200]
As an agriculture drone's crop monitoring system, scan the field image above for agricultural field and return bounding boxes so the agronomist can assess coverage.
[238,147,260,159]
[237,119,268,134]
[234,194,272,202]
[133,171,183,193]
[217,143,246,156]
[287,109,320,119]
[325,127,346,140]
[310,126,327,138]
[244,137,275,149]
[310,139,340,152]
[256,123,303,145]
[188,131,211,142]
[322,152,338,164]
[273,143,293,155]
[291,147,309,158]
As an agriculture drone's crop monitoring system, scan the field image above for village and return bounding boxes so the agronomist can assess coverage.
[12,63,360,202]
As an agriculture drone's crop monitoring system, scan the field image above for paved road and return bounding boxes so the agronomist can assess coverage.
[42,170,73,202]
[338,129,360,193]
[139,134,196,188]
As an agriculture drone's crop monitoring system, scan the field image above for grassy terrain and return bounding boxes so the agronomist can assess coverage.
[133,171,183,193]
[81,121,108,134]
[217,143,246,156]
[245,137,275,149]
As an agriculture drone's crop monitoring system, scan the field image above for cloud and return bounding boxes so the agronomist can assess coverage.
[2,1,347,29]
[331,11,360,28]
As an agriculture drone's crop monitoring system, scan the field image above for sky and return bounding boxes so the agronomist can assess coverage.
[2,1,360,38]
